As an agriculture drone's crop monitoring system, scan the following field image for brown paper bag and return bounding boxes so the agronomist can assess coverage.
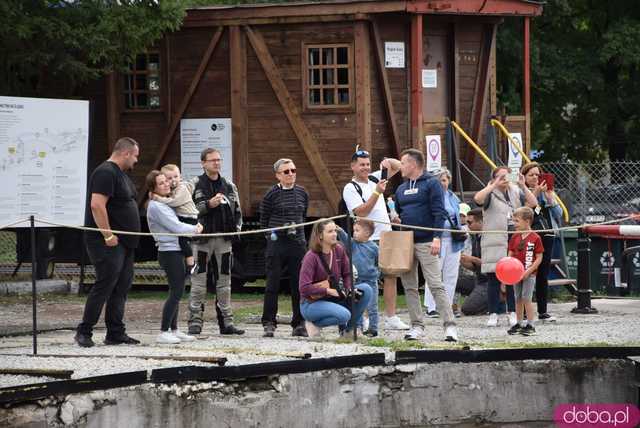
[378,231,414,275]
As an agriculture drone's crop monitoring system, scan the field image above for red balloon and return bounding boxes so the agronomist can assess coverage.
[496,257,525,285]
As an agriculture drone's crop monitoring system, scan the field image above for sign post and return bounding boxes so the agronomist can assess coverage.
[425,135,442,172]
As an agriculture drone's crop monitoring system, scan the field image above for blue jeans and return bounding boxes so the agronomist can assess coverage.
[356,279,379,332]
[300,283,373,331]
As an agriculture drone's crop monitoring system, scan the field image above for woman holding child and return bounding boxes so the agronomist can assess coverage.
[299,219,373,337]
[146,170,203,344]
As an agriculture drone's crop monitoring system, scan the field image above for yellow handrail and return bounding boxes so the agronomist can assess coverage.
[450,120,497,170]
[490,118,570,222]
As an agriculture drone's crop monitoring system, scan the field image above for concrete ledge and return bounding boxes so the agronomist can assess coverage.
[0,280,79,295]
[1,359,636,427]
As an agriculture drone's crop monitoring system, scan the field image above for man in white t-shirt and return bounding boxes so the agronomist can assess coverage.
[342,149,409,331]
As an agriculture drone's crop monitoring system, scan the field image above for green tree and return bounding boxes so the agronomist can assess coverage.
[497,0,640,161]
[0,0,186,98]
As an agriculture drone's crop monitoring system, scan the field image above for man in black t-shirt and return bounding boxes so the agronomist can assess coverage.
[75,137,141,348]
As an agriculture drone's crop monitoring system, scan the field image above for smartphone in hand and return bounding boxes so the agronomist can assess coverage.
[381,167,388,180]
[539,173,555,191]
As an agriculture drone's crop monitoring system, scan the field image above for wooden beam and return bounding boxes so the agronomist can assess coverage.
[139,27,224,204]
[370,19,402,158]
[523,16,531,154]
[355,21,372,153]
[230,26,251,216]
[105,72,119,154]
[184,2,405,24]
[183,13,372,28]
[406,0,543,16]
[410,14,423,148]
[244,25,341,212]
[465,24,495,174]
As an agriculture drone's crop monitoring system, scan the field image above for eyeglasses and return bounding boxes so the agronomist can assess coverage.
[279,168,296,175]
[204,158,222,163]
[351,149,370,161]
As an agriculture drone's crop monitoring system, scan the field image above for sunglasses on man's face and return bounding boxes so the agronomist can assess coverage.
[279,168,296,175]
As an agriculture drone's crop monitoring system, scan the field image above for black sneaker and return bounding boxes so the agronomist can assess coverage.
[74,333,94,348]
[363,329,378,337]
[188,324,202,335]
[263,324,275,338]
[520,324,536,336]
[221,325,245,335]
[538,313,556,322]
[507,324,522,335]
[426,310,440,318]
[291,325,308,337]
[104,334,140,345]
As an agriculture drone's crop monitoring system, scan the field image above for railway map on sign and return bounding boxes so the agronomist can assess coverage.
[0,96,89,227]
[180,118,233,181]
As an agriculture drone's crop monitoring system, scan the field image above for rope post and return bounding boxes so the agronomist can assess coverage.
[571,228,598,314]
[29,215,38,355]
[344,214,357,342]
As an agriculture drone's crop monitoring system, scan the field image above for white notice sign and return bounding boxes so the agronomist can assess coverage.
[0,96,89,227]
[425,135,442,172]
[422,69,437,88]
[180,118,233,181]
[507,132,523,169]
[384,42,405,68]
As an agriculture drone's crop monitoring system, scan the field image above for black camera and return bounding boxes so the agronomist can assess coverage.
[284,222,297,238]
[348,288,364,303]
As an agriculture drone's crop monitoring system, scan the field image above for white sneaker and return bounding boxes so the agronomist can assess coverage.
[404,326,423,341]
[172,330,195,342]
[385,315,410,330]
[444,325,458,342]
[156,331,180,344]
[362,316,370,332]
[487,313,498,327]
[508,312,518,327]
[305,320,322,338]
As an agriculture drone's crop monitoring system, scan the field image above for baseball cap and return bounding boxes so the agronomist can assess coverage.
[459,203,471,216]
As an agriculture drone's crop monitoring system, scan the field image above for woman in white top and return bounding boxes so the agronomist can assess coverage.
[146,170,202,344]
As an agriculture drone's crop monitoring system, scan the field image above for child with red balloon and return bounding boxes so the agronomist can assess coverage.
[503,207,544,336]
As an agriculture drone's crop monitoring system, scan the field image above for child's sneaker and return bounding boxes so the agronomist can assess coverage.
[507,324,522,335]
[487,313,498,327]
[520,324,536,336]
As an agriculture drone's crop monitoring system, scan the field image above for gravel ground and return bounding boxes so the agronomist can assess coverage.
[1,298,639,388]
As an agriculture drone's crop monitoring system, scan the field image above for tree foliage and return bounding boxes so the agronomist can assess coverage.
[0,0,186,98]
[497,0,640,161]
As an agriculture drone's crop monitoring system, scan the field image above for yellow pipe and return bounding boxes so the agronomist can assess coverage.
[450,120,497,170]
[490,118,570,222]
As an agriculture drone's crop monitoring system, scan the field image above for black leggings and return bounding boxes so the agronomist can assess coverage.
[158,251,186,331]
[535,234,555,315]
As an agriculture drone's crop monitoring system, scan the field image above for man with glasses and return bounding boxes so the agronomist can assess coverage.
[342,148,410,332]
[260,159,309,337]
[188,148,244,336]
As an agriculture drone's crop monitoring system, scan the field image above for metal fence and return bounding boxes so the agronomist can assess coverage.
[544,161,640,225]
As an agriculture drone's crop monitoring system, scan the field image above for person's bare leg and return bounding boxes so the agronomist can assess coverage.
[383,275,397,317]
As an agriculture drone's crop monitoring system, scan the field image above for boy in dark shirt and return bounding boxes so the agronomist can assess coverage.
[507,207,544,336]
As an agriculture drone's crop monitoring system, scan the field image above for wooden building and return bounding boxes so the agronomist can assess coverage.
[89,0,543,219]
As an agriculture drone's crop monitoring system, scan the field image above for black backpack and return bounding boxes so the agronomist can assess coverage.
[337,175,379,230]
